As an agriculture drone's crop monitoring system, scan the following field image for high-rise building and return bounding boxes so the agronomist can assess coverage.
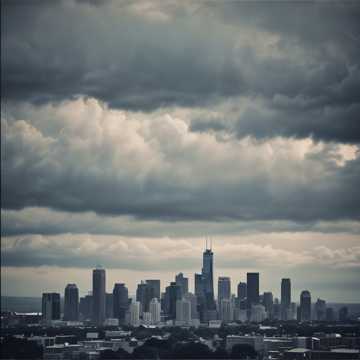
[164,282,182,320]
[315,298,326,321]
[146,280,160,300]
[79,293,93,321]
[106,293,113,319]
[42,293,61,323]
[113,283,129,323]
[92,268,106,326]
[64,284,79,321]
[262,292,273,318]
[281,278,291,320]
[218,277,231,303]
[326,307,335,322]
[184,292,199,320]
[247,273,259,309]
[129,301,140,327]
[175,273,189,296]
[339,306,349,321]
[237,282,247,301]
[176,298,191,325]
[149,298,161,324]
[219,299,233,323]
[136,281,152,314]
[299,290,311,321]
[202,247,216,310]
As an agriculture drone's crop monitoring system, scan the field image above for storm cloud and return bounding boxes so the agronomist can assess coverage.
[2,0,360,142]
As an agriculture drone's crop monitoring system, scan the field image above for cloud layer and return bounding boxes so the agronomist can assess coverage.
[2,98,360,221]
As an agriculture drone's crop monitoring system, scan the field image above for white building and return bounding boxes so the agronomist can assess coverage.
[250,304,267,323]
[129,301,140,327]
[149,298,161,324]
[142,312,152,325]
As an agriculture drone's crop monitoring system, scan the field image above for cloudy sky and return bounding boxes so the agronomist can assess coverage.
[1,0,360,302]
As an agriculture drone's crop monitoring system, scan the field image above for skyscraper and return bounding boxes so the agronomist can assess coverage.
[92,268,106,326]
[184,292,199,320]
[237,282,247,301]
[146,280,160,300]
[164,282,182,320]
[219,299,233,323]
[281,278,291,320]
[175,273,189,296]
[64,284,79,321]
[42,293,61,323]
[105,293,113,319]
[176,298,191,325]
[149,298,161,324]
[202,247,216,310]
[218,277,231,303]
[129,301,140,326]
[136,281,151,314]
[247,273,259,309]
[315,298,326,321]
[113,283,129,323]
[79,293,93,321]
[262,291,273,318]
[300,290,311,321]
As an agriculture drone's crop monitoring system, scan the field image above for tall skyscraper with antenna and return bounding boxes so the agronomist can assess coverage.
[202,238,216,313]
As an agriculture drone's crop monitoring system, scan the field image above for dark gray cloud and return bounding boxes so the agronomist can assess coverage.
[2,1,360,142]
[1,99,360,222]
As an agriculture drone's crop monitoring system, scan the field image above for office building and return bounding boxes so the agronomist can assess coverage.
[176,298,191,325]
[247,273,259,309]
[262,291,273,318]
[250,304,267,323]
[164,282,182,320]
[42,293,61,323]
[315,298,326,321]
[218,277,231,303]
[149,298,161,324]
[175,273,189,296]
[129,301,140,327]
[202,247,216,310]
[194,273,205,317]
[281,278,291,320]
[237,282,247,301]
[219,299,233,323]
[339,306,349,321]
[326,307,335,322]
[64,284,79,321]
[184,292,199,320]
[146,280,160,300]
[79,293,92,321]
[92,268,106,326]
[136,281,151,314]
[105,293,113,319]
[299,290,311,321]
[113,283,129,323]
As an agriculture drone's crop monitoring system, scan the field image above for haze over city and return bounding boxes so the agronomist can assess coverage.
[2,0,360,304]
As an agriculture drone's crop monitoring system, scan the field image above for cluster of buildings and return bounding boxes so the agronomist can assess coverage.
[41,246,350,327]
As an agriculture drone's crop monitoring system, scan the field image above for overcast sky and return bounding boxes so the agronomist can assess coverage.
[1,0,360,302]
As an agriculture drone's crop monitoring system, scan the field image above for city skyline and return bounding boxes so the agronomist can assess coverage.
[35,246,355,328]
[2,0,360,305]
[2,237,360,302]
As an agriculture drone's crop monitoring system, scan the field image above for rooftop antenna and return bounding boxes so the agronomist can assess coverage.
[210,237,212,250]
